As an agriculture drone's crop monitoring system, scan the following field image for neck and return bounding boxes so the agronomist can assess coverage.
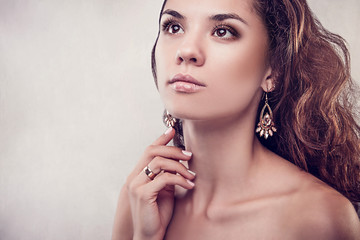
[180,111,267,212]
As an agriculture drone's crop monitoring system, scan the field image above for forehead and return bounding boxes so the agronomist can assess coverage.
[163,0,256,17]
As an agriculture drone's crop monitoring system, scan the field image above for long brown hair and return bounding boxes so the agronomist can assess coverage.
[151,0,360,208]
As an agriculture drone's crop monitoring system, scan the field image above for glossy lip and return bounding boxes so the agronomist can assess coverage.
[168,74,207,87]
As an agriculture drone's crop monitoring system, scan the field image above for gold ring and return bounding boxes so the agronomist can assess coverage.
[144,166,157,180]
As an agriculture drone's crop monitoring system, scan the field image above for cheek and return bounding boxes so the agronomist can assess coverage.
[213,39,267,83]
[207,41,268,105]
[154,39,176,108]
[155,38,174,76]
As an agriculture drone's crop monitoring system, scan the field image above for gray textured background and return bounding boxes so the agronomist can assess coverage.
[0,0,359,239]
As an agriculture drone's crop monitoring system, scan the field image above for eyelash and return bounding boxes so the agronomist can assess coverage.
[161,18,181,33]
[161,18,240,40]
[211,24,240,39]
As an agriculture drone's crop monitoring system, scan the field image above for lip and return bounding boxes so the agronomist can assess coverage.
[169,74,207,87]
[168,74,206,93]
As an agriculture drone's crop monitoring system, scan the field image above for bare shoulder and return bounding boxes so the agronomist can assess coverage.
[263,150,360,239]
[287,172,360,239]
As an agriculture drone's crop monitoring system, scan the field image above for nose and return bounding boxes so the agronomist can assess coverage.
[175,36,205,66]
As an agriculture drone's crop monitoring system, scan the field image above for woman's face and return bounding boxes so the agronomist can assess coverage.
[155,0,271,122]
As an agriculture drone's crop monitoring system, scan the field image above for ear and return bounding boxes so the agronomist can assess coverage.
[260,66,275,92]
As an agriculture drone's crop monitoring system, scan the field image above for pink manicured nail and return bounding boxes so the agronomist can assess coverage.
[187,179,195,187]
[164,127,172,135]
[182,150,192,157]
[187,169,196,176]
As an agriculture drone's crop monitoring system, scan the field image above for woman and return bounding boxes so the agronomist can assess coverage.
[112,0,360,239]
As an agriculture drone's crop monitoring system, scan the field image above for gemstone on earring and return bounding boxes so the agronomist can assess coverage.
[265,131,269,139]
[164,110,176,128]
[256,93,277,139]
[263,113,272,126]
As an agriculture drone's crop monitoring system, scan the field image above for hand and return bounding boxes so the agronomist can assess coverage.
[126,127,196,240]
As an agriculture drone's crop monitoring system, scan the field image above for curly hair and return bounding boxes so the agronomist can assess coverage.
[151,0,360,209]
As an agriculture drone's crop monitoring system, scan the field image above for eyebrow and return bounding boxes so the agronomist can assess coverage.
[210,13,249,26]
[161,9,248,26]
[161,9,185,19]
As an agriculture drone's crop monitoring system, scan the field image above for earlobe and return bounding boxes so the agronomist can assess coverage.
[261,68,275,92]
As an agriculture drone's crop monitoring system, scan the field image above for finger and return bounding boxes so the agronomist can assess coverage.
[134,158,195,186]
[145,145,193,163]
[148,156,196,180]
[129,144,192,182]
[146,172,195,194]
[130,163,195,195]
[151,127,175,146]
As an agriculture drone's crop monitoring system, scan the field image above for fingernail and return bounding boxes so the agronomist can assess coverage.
[187,169,196,176]
[182,150,192,157]
[187,179,195,187]
[164,127,172,135]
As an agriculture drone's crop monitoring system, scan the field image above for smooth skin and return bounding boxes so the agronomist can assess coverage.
[112,0,360,239]
[112,128,195,240]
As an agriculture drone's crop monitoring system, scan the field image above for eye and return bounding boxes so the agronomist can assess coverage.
[212,25,239,39]
[162,19,184,35]
[214,28,231,38]
[168,24,184,34]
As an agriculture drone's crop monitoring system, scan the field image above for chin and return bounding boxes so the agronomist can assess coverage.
[164,105,201,121]
[165,104,229,123]
[165,108,194,120]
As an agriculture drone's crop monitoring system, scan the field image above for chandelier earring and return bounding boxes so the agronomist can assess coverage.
[163,110,176,128]
[256,91,277,139]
